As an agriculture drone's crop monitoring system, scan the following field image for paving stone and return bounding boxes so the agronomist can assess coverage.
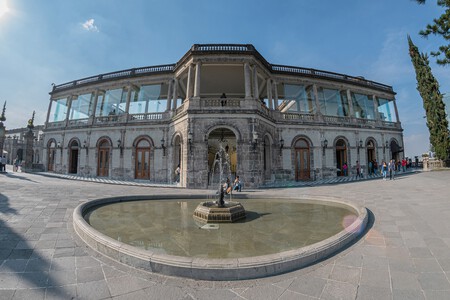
[320,281,358,300]
[355,285,391,299]
[418,272,450,290]
[287,276,327,298]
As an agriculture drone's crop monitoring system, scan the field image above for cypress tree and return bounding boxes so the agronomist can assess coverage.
[408,36,450,160]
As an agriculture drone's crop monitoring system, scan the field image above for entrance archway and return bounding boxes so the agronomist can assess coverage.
[294,138,310,181]
[47,140,56,172]
[135,138,151,179]
[69,140,79,174]
[97,139,110,177]
[366,140,376,173]
[172,135,181,183]
[206,128,237,187]
[336,139,347,176]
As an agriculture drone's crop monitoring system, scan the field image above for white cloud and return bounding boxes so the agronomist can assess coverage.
[81,19,99,32]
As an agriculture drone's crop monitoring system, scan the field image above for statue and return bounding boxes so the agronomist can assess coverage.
[27,111,35,129]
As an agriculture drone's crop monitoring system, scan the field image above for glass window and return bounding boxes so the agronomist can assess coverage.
[129,84,168,114]
[317,88,349,117]
[377,98,397,122]
[69,93,94,120]
[278,84,316,113]
[49,97,69,122]
[95,88,126,117]
[351,93,375,119]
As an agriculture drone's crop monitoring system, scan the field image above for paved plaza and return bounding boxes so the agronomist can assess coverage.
[1,166,450,299]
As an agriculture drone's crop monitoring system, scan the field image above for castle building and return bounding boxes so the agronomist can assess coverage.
[43,44,403,188]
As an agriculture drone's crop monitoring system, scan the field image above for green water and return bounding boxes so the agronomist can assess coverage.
[85,199,356,258]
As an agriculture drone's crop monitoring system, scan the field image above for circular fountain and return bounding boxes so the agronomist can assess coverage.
[72,144,368,280]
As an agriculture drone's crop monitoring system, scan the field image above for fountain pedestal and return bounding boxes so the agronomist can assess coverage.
[193,201,246,223]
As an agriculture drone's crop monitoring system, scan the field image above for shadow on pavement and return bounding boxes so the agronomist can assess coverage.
[0,193,67,298]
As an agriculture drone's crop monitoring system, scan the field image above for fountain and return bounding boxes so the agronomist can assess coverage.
[193,144,246,223]
[72,143,369,280]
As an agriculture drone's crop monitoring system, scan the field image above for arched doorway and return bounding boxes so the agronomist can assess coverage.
[294,138,310,181]
[47,140,56,172]
[206,128,237,187]
[366,140,376,169]
[336,139,347,176]
[390,140,402,162]
[263,136,272,181]
[69,140,79,174]
[135,138,151,179]
[97,139,110,177]
[172,135,181,183]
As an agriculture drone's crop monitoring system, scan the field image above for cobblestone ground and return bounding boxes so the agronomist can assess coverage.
[1,166,450,299]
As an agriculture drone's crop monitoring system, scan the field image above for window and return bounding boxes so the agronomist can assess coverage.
[351,93,375,119]
[69,93,94,120]
[129,84,168,114]
[278,84,316,113]
[95,88,126,117]
[49,97,69,122]
[377,98,397,122]
[317,88,349,117]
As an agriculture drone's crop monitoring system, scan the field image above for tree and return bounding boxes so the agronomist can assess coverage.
[408,36,450,160]
[414,0,450,65]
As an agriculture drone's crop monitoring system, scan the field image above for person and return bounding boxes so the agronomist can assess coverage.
[342,162,348,176]
[402,158,407,172]
[14,157,20,172]
[356,160,361,179]
[368,160,373,176]
[223,177,232,194]
[174,164,180,183]
[0,155,5,172]
[388,159,395,180]
[233,176,242,192]
[373,159,378,174]
[382,161,388,180]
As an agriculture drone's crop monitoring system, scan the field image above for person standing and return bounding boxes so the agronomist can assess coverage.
[343,162,348,176]
[13,157,20,172]
[389,159,395,180]
[382,161,388,180]
[174,164,180,183]
[356,160,361,179]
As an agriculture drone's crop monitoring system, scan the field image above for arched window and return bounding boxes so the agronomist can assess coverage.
[69,140,79,174]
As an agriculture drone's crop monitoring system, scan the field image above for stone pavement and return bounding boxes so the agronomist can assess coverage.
[1,165,450,299]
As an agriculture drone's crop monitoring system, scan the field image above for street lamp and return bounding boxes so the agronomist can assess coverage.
[321,138,328,156]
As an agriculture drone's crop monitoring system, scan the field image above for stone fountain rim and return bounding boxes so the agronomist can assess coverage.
[73,194,368,281]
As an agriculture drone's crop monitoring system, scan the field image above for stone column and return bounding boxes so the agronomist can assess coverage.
[194,62,201,98]
[273,81,279,110]
[124,84,133,114]
[373,95,381,122]
[45,99,53,128]
[253,66,259,100]
[392,99,400,123]
[266,79,272,108]
[313,84,321,114]
[346,90,355,118]
[172,79,178,110]
[89,89,100,125]
[186,65,194,100]
[166,80,173,111]
[244,63,252,99]
[64,95,74,127]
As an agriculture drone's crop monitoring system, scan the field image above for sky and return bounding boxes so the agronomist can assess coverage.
[1,0,449,159]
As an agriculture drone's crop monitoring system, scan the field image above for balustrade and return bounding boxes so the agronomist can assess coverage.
[128,113,163,121]
[201,98,241,108]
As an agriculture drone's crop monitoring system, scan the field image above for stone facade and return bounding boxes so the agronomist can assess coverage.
[43,44,404,188]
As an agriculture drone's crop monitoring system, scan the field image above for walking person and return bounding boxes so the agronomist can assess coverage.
[13,156,20,172]
[174,164,180,183]
[382,161,388,180]
[389,159,395,180]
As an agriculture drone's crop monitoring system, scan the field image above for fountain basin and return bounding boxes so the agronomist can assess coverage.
[193,201,246,223]
[73,195,368,280]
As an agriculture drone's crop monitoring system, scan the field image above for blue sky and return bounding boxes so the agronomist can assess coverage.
[1,0,449,158]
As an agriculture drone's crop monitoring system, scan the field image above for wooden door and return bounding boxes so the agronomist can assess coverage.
[97,144,110,177]
[295,139,310,181]
[135,148,150,179]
